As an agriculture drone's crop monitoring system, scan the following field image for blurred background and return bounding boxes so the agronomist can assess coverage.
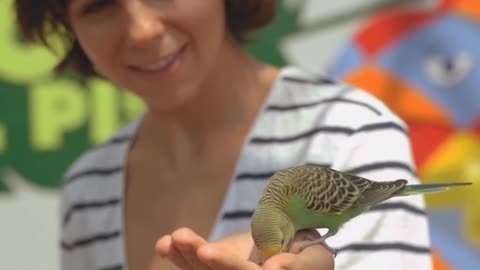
[1,0,479,269]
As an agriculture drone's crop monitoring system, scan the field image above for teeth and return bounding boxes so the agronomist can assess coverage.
[142,54,176,71]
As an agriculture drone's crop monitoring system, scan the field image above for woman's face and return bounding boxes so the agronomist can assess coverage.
[67,0,228,111]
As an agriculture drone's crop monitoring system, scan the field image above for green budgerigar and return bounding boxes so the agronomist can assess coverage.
[251,165,472,258]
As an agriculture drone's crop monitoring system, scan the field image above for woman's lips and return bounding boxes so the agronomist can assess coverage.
[129,44,188,74]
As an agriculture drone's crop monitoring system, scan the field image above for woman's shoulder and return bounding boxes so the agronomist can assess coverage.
[275,66,407,129]
[61,116,142,187]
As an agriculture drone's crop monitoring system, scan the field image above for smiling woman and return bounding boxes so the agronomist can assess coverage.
[13,1,433,270]
[15,0,277,112]
[14,0,275,77]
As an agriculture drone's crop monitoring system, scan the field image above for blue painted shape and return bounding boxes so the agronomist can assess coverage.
[428,209,480,270]
[328,42,365,79]
[378,15,480,128]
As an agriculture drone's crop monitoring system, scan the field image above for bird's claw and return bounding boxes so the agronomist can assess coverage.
[325,245,338,258]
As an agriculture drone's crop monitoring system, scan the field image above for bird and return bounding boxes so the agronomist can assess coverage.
[251,164,472,259]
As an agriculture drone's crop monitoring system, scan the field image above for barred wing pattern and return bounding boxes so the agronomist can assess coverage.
[260,165,408,215]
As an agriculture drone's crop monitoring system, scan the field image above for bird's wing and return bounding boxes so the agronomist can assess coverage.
[292,166,374,215]
[353,179,408,208]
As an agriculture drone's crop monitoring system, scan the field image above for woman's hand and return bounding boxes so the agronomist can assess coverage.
[153,227,334,270]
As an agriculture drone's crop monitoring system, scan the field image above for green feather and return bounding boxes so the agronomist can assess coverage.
[286,195,363,232]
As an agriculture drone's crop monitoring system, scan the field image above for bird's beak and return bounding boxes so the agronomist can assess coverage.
[261,246,282,258]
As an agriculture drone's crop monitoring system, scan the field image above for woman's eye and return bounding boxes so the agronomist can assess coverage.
[82,0,113,15]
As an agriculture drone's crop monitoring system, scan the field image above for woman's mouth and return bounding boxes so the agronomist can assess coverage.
[129,44,188,74]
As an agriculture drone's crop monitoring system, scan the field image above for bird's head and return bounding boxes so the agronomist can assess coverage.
[251,206,295,258]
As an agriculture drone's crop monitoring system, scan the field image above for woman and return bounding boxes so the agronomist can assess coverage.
[14,1,433,270]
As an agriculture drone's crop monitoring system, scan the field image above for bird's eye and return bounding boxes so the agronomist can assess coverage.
[424,51,473,88]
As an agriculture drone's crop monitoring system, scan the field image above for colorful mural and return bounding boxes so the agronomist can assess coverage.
[329,0,480,269]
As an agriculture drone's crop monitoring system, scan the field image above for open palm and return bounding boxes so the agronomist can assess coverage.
[154,228,334,270]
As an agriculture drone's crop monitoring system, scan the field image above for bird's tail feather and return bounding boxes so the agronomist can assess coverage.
[398,182,472,196]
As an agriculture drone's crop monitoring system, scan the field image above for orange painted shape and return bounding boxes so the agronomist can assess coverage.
[408,122,454,169]
[432,249,454,270]
[394,87,451,126]
[343,64,392,100]
[452,0,480,21]
[439,0,458,10]
[344,65,451,126]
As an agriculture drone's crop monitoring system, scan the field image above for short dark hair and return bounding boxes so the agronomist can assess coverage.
[14,0,277,77]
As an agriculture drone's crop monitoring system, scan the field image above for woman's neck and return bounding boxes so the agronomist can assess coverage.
[137,37,280,164]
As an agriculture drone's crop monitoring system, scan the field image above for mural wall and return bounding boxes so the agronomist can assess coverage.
[328,0,480,269]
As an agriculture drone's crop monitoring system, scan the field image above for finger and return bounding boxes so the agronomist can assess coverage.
[266,245,334,270]
[262,253,297,270]
[155,235,175,257]
[172,228,211,270]
[198,243,260,270]
[155,235,193,270]
[287,244,335,270]
[261,229,333,270]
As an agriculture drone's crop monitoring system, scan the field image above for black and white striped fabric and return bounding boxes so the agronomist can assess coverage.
[60,67,433,270]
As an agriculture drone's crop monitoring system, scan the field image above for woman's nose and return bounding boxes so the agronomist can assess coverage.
[124,3,165,47]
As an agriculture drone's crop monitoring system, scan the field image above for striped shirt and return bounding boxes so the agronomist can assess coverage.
[60,66,433,270]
